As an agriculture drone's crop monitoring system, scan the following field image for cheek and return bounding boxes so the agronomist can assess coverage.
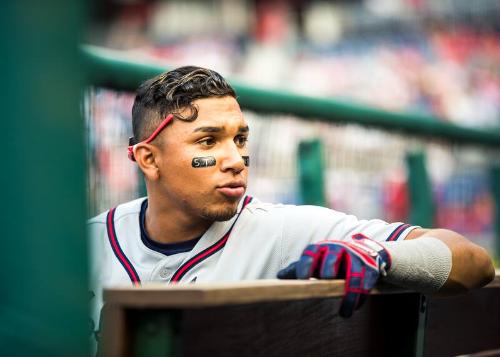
[162,147,219,180]
[191,155,217,168]
[168,153,218,186]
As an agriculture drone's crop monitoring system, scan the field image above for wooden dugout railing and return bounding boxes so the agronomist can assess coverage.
[100,273,500,357]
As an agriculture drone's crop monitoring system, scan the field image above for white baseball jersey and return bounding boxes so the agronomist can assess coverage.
[88,194,416,343]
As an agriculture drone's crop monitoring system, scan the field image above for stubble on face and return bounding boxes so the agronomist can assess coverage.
[199,202,240,222]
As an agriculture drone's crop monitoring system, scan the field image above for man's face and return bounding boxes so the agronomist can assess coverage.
[154,96,249,221]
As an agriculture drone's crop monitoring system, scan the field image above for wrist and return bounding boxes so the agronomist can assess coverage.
[350,234,392,275]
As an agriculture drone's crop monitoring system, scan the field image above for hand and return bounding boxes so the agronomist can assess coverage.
[277,234,391,317]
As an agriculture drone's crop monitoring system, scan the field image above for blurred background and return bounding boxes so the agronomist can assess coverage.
[2,1,498,355]
[85,0,500,254]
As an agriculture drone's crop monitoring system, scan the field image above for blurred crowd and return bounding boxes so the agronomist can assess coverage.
[89,0,500,128]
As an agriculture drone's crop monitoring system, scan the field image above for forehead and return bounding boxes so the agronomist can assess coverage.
[162,97,247,145]
[188,96,245,128]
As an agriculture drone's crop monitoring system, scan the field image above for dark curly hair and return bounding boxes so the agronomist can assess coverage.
[131,66,237,144]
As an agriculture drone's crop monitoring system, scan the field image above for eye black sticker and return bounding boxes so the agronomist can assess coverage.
[192,156,216,168]
[242,156,250,167]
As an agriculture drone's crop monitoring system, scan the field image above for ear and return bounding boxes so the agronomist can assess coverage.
[134,143,160,181]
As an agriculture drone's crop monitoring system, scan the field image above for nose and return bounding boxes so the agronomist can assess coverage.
[220,142,245,174]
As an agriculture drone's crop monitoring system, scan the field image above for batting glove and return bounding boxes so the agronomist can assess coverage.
[277,234,391,317]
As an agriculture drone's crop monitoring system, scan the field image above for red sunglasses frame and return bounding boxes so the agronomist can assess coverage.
[127,114,174,161]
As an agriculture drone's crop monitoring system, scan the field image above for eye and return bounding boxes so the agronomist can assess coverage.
[235,135,248,148]
[197,137,216,147]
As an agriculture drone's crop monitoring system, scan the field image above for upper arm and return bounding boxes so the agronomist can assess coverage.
[280,205,417,265]
[404,228,429,240]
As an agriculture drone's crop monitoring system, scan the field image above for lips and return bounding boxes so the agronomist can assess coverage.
[217,180,246,199]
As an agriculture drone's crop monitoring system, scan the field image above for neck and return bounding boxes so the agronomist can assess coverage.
[144,195,212,245]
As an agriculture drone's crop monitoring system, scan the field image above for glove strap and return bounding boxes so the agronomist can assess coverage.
[351,233,392,275]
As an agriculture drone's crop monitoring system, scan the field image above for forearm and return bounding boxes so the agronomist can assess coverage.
[382,228,495,294]
[416,229,495,293]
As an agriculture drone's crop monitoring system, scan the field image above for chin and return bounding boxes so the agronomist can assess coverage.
[200,203,239,222]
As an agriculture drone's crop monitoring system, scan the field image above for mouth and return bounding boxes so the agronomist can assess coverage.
[216,181,246,199]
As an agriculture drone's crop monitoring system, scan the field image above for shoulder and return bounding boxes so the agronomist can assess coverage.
[87,197,146,226]
[283,204,347,221]
[242,197,292,223]
[245,196,327,213]
[244,196,286,214]
[247,195,347,216]
[247,198,416,242]
[246,198,345,222]
[242,197,348,231]
[86,197,147,245]
[87,198,146,277]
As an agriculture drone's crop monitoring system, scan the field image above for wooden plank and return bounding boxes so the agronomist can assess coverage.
[104,280,346,308]
[102,274,500,356]
[99,303,129,357]
[457,349,500,357]
[424,287,500,357]
[104,273,500,308]
[126,293,422,357]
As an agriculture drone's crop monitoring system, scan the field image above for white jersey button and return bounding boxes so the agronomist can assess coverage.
[159,267,171,279]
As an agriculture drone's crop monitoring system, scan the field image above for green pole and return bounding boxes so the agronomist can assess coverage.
[0,1,88,356]
[406,151,435,228]
[81,46,500,149]
[298,139,326,206]
[490,166,500,261]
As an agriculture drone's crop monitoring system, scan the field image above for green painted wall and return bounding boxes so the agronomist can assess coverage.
[0,1,88,355]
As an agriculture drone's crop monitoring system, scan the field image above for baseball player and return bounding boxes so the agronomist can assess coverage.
[88,66,494,343]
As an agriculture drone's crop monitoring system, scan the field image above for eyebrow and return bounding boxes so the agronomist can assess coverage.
[192,125,249,134]
[193,126,222,133]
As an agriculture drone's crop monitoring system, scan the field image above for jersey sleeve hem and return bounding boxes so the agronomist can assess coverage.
[385,223,419,242]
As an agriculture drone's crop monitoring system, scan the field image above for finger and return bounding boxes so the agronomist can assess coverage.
[340,255,380,317]
[277,262,298,279]
[277,244,322,280]
[295,244,325,279]
[356,294,367,311]
[339,291,359,318]
[339,253,364,318]
[319,246,344,279]
[353,267,379,312]
[295,254,316,279]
